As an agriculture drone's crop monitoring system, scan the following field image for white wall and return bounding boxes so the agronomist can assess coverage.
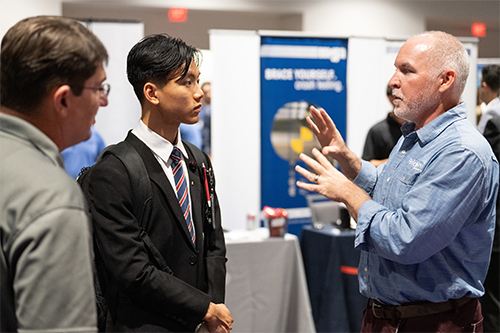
[85,21,144,145]
[210,30,261,230]
[346,38,398,158]
[0,0,62,39]
[303,1,425,38]
[199,49,214,86]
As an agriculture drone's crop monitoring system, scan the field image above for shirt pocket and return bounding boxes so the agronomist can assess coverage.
[395,172,420,186]
[390,170,421,206]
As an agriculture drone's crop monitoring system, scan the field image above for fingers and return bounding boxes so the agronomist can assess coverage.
[297,151,325,177]
[295,164,318,186]
[295,150,330,187]
[310,147,335,167]
[301,148,336,174]
[306,116,319,134]
[307,105,326,133]
[204,303,234,333]
[295,164,320,194]
[295,148,341,195]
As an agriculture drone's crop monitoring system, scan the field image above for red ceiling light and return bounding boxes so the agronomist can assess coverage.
[471,23,486,37]
[169,7,188,22]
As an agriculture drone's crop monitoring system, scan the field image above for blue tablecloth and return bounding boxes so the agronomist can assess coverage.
[300,225,367,333]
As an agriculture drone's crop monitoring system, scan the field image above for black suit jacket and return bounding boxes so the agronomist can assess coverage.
[483,114,500,253]
[484,114,500,162]
[482,112,500,333]
[87,132,227,332]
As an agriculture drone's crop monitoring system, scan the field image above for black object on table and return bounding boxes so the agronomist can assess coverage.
[301,225,367,333]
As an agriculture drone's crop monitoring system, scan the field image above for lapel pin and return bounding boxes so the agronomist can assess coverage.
[189,160,198,172]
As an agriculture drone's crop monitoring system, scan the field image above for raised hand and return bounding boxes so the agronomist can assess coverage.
[295,148,370,222]
[307,106,347,157]
[307,106,361,180]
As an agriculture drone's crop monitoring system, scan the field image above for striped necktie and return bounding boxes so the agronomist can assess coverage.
[171,147,195,246]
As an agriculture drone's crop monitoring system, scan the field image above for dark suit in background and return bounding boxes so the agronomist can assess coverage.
[362,113,402,162]
[482,113,500,333]
[87,132,226,332]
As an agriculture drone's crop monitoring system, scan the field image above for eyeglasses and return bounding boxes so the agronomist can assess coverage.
[77,83,111,97]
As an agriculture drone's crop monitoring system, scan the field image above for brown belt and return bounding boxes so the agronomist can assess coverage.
[370,296,473,320]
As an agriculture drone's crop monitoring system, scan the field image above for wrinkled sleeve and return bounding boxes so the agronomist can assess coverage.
[353,159,380,195]
[354,149,492,265]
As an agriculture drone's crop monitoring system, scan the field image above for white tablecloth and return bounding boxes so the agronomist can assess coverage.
[224,228,316,333]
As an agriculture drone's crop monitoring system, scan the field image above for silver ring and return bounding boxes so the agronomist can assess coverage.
[314,174,320,183]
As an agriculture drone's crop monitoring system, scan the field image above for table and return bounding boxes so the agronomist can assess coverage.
[224,228,316,333]
[300,225,367,333]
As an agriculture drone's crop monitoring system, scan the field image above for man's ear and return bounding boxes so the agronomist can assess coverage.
[438,69,456,93]
[53,85,72,117]
[143,83,160,105]
[481,81,493,94]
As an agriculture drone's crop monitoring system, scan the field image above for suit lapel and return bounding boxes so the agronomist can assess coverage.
[185,151,204,251]
[125,133,196,250]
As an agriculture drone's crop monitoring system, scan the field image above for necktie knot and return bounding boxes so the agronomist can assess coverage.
[171,147,182,161]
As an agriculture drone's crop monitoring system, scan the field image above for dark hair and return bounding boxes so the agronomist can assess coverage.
[0,16,108,114]
[127,34,202,103]
[482,64,500,93]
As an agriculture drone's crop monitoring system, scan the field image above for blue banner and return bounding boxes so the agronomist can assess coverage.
[260,36,348,213]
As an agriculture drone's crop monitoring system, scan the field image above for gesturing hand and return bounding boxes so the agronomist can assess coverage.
[295,148,370,221]
[296,148,350,203]
[307,106,362,180]
[307,106,347,157]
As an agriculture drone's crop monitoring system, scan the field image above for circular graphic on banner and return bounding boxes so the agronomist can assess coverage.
[270,101,322,197]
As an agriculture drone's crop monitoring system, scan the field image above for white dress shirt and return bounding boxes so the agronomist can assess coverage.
[132,121,195,231]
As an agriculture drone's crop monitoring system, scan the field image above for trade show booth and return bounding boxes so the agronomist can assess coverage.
[209,29,478,233]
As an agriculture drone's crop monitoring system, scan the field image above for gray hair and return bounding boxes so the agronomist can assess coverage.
[414,31,469,97]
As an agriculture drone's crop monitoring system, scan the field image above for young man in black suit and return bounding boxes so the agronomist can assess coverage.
[85,34,233,332]
[482,113,500,333]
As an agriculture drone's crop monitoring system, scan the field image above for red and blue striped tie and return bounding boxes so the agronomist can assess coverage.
[171,147,195,246]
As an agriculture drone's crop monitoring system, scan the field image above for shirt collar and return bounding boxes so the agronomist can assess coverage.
[0,113,63,168]
[401,102,468,146]
[133,120,189,162]
[486,97,499,108]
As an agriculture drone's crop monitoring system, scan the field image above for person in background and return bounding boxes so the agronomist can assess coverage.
[62,126,107,179]
[477,64,500,134]
[362,84,405,167]
[0,16,109,332]
[296,31,498,332]
[481,113,500,333]
[84,34,232,332]
[201,82,212,155]
[179,81,211,151]
[179,82,210,148]
[179,122,203,149]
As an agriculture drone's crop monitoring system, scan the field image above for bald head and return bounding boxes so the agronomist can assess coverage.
[410,31,469,98]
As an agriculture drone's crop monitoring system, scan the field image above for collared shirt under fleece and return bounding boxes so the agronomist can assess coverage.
[353,102,499,306]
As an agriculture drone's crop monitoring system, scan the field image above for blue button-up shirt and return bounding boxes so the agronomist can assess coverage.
[354,103,499,305]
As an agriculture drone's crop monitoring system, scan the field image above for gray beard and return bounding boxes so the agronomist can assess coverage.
[394,83,438,123]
